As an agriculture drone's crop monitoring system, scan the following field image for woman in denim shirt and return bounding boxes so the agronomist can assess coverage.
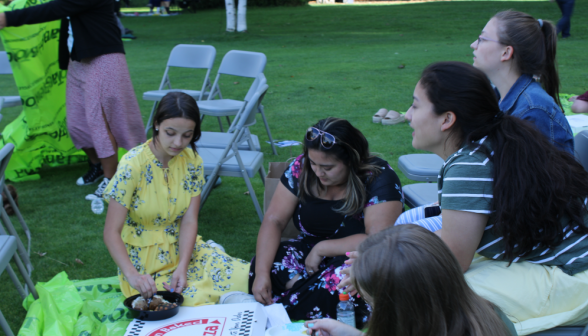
[470,10,574,154]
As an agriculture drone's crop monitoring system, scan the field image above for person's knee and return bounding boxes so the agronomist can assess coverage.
[572,100,588,114]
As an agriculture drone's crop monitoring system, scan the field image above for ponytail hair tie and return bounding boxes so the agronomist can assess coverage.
[537,19,543,28]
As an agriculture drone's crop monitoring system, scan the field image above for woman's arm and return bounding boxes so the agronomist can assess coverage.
[104,199,157,298]
[306,201,403,273]
[2,0,90,28]
[436,209,488,272]
[252,182,298,304]
[572,99,588,114]
[165,195,201,293]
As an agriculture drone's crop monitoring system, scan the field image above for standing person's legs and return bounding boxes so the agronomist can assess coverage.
[100,109,119,180]
[161,1,170,14]
[150,0,162,13]
[67,60,105,186]
[83,54,145,200]
[556,0,575,38]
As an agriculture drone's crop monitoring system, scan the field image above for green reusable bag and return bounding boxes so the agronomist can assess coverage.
[0,0,87,182]
[19,272,132,336]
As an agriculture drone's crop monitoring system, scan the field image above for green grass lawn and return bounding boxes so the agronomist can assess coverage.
[0,0,587,333]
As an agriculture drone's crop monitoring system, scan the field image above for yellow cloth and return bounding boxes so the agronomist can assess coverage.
[466,255,588,335]
[104,140,250,306]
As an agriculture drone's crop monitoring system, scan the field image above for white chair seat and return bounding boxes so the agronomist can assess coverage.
[197,132,260,151]
[199,147,264,178]
[1,96,21,108]
[143,89,208,101]
[403,183,438,208]
[398,154,444,182]
[197,99,245,116]
[0,236,16,273]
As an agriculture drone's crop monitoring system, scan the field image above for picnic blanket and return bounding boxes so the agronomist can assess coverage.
[19,272,131,336]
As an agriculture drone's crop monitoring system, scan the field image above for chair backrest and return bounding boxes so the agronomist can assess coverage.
[0,52,12,75]
[167,44,216,69]
[244,73,267,102]
[239,83,269,129]
[217,50,267,78]
[574,131,588,172]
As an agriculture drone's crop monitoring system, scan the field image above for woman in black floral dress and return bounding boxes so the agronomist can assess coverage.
[248,118,404,326]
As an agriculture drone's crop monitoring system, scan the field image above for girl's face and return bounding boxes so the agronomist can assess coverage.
[155,117,196,157]
[470,18,507,75]
[405,81,449,153]
[308,149,349,187]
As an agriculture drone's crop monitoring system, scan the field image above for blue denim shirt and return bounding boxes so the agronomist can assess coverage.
[497,74,574,154]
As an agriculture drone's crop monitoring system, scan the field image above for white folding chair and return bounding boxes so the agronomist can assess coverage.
[0,143,33,277]
[196,73,267,152]
[397,153,443,208]
[197,50,277,155]
[0,235,38,336]
[199,83,270,223]
[0,52,22,108]
[143,44,216,135]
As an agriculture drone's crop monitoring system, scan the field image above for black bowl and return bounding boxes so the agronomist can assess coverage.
[123,291,184,321]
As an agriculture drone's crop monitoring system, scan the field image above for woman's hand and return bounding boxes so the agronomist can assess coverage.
[305,243,325,276]
[252,273,273,306]
[163,267,187,294]
[337,251,359,296]
[305,319,363,336]
[126,273,157,299]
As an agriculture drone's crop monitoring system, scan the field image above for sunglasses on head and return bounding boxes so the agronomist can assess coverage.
[306,127,337,149]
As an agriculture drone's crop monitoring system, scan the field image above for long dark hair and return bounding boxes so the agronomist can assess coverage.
[152,92,202,152]
[420,61,588,262]
[354,225,512,336]
[493,10,562,110]
[298,118,380,216]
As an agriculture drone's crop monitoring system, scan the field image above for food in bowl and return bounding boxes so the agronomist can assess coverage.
[132,295,178,312]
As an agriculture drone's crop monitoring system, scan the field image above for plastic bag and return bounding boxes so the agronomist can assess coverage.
[18,272,131,336]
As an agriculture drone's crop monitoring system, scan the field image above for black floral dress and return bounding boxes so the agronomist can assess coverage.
[248,155,403,326]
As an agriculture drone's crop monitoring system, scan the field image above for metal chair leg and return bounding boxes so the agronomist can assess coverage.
[0,208,31,271]
[13,251,38,299]
[145,101,158,135]
[6,263,27,299]
[217,117,225,132]
[4,184,31,259]
[259,105,277,155]
[0,309,15,336]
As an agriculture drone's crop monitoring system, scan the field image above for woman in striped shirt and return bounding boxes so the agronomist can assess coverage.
[382,61,588,333]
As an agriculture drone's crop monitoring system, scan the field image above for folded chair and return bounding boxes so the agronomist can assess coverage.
[0,51,22,108]
[197,50,277,155]
[398,153,443,208]
[143,44,216,135]
[0,235,38,336]
[199,83,270,223]
[196,73,267,152]
[0,143,33,277]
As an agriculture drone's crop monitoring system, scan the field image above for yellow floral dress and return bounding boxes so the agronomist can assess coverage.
[104,139,250,306]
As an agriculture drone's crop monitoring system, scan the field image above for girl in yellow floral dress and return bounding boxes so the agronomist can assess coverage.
[103,92,250,305]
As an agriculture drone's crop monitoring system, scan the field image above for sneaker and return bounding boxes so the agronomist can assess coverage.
[219,291,257,304]
[76,162,104,186]
[85,178,110,201]
[206,239,226,253]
